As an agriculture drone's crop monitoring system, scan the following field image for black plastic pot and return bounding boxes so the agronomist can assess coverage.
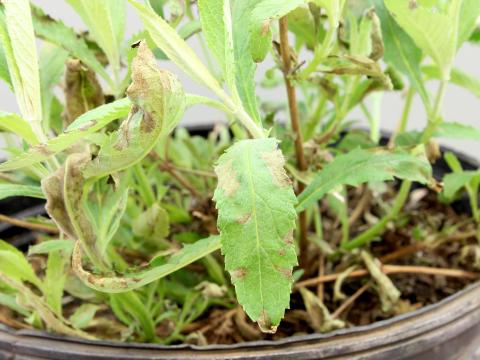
[0,139,479,360]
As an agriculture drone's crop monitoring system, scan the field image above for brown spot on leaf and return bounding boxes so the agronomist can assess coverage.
[257,310,277,334]
[35,144,54,157]
[283,230,294,245]
[409,0,417,9]
[215,159,240,197]
[140,111,155,133]
[276,266,293,280]
[261,150,291,187]
[237,213,252,225]
[261,20,270,36]
[278,248,286,257]
[231,268,247,281]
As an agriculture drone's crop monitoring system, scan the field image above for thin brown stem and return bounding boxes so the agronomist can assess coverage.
[160,163,201,198]
[331,283,370,319]
[0,214,59,234]
[279,17,308,267]
[295,264,478,289]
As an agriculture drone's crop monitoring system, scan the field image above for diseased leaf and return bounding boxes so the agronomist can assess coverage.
[213,138,297,333]
[384,0,461,78]
[83,42,186,179]
[0,98,131,172]
[297,148,432,211]
[0,184,44,201]
[31,6,112,86]
[130,1,222,95]
[423,65,480,98]
[72,235,221,292]
[1,0,43,138]
[66,0,125,77]
[63,59,104,127]
[0,112,38,145]
[374,0,430,109]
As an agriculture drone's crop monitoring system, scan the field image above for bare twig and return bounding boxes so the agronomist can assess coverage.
[0,214,59,234]
[279,16,309,267]
[295,264,478,289]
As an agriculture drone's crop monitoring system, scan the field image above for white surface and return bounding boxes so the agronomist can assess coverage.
[0,1,479,157]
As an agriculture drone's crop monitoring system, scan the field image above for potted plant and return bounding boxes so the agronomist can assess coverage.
[0,0,480,358]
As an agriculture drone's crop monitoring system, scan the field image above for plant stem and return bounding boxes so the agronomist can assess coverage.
[388,87,414,148]
[279,17,309,267]
[421,79,448,143]
[342,180,412,250]
[301,22,336,79]
[0,213,59,234]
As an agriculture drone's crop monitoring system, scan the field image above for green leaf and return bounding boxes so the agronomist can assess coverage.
[0,293,30,316]
[443,171,480,199]
[384,0,462,78]
[72,235,221,292]
[0,112,38,145]
[213,138,297,333]
[249,0,306,62]
[198,0,236,91]
[231,0,262,123]
[422,65,480,98]
[0,98,131,172]
[0,184,44,201]
[297,148,432,211]
[31,6,112,86]
[433,122,480,141]
[0,240,42,289]
[130,0,222,95]
[44,250,67,315]
[132,203,170,240]
[1,0,43,139]
[28,240,74,256]
[69,304,100,329]
[374,0,430,110]
[83,42,186,179]
[66,0,125,76]
[39,44,69,128]
[457,0,480,48]
[0,41,11,87]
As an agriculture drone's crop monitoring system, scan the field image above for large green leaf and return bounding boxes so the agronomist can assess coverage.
[1,0,43,139]
[0,98,131,172]
[72,235,221,292]
[66,0,125,77]
[0,112,38,145]
[434,122,480,141]
[374,0,430,110]
[0,184,44,201]
[297,148,432,211]
[31,6,112,86]
[83,42,186,179]
[213,138,297,333]
[384,0,462,78]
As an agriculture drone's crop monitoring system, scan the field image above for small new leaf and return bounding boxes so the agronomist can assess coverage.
[213,138,297,333]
